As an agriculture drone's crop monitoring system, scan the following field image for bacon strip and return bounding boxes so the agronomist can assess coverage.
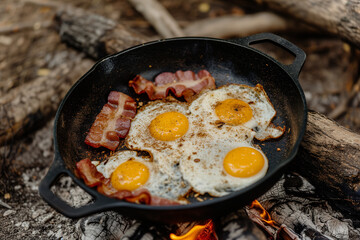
[76,158,104,187]
[129,70,216,102]
[85,91,137,151]
[76,158,181,206]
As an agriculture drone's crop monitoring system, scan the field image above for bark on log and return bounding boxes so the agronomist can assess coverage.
[0,8,149,145]
[75,210,267,240]
[254,0,360,47]
[295,111,360,216]
[56,7,150,59]
[0,52,93,146]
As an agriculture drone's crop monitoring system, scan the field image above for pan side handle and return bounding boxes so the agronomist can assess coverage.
[38,154,117,218]
[233,33,306,80]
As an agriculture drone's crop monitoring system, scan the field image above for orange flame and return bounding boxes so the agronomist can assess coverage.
[170,220,217,240]
[249,200,277,227]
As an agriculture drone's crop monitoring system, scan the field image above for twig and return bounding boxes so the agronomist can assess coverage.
[19,0,63,8]
[328,78,360,119]
[0,21,53,35]
[184,12,316,38]
[128,0,184,38]
[328,49,360,119]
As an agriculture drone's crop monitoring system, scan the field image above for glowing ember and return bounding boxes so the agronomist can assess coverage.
[249,200,278,228]
[170,220,218,240]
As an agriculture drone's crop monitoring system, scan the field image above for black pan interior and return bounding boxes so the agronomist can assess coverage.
[55,38,305,205]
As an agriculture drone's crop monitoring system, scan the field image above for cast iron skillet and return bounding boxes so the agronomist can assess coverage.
[39,33,307,223]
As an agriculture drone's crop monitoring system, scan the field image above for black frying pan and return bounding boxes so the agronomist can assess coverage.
[39,33,307,223]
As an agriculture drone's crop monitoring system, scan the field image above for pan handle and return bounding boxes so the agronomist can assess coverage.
[38,154,117,218]
[234,33,306,80]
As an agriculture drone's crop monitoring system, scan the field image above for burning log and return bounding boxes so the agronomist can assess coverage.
[74,210,268,239]
[254,172,360,239]
[68,173,360,239]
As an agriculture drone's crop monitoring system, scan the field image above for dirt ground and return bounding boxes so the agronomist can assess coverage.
[1,0,359,239]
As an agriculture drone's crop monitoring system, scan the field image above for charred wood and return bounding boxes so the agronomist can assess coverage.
[74,210,267,239]
[256,173,360,239]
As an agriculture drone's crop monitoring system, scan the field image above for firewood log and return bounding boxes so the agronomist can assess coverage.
[55,7,150,59]
[254,0,360,47]
[0,53,93,146]
[295,111,360,216]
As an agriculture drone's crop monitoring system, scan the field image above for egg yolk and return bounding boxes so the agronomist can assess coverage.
[149,111,189,141]
[110,161,150,191]
[215,99,252,125]
[223,147,265,178]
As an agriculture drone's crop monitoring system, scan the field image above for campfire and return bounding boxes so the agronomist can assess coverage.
[170,220,217,240]
[59,172,359,239]
[2,0,360,239]
[169,200,298,240]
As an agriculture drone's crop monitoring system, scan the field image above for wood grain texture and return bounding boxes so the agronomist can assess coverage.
[56,7,150,59]
[256,0,360,47]
[0,52,93,146]
[296,111,360,214]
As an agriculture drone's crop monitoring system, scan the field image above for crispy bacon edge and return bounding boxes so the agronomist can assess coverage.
[129,70,216,102]
[76,158,181,206]
[84,91,137,151]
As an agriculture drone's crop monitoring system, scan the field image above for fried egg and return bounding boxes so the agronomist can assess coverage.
[188,84,284,140]
[95,150,190,200]
[179,139,268,197]
[125,100,193,178]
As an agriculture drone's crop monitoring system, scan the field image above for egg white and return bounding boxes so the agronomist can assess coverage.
[94,150,190,200]
[188,84,284,141]
[179,139,268,197]
[125,100,193,179]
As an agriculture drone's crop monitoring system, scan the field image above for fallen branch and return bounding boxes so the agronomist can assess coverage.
[0,21,53,34]
[254,0,360,47]
[128,0,184,38]
[184,12,316,38]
